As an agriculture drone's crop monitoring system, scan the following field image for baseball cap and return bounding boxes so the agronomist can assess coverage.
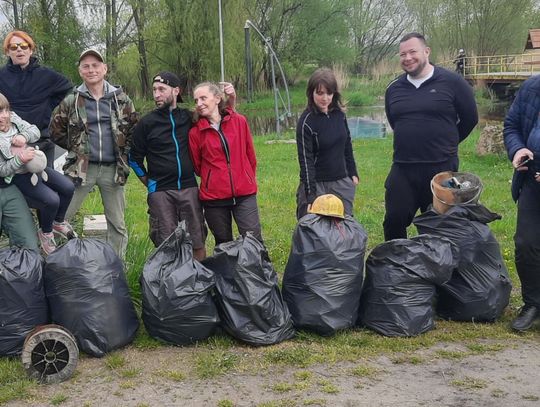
[78,49,105,64]
[153,71,184,103]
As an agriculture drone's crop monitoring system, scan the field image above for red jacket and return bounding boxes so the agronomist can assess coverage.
[189,108,257,202]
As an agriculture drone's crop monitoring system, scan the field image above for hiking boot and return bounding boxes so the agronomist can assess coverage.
[52,220,78,239]
[38,229,57,255]
[511,305,540,332]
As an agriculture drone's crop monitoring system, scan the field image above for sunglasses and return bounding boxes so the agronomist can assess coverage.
[8,42,30,51]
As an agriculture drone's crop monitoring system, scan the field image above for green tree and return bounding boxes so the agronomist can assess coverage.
[24,0,84,81]
[344,0,412,74]
[406,0,534,60]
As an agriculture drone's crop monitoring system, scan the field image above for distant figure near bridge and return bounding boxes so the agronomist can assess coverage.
[442,29,540,98]
[454,49,466,75]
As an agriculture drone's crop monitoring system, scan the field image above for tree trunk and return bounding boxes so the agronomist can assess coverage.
[132,0,150,97]
[12,0,20,28]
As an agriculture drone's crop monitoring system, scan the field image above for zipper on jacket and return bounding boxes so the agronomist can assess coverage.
[216,124,236,204]
[169,111,182,189]
[96,99,102,162]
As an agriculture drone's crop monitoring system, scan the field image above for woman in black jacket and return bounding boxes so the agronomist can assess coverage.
[295,68,359,219]
[0,31,76,254]
[0,30,72,166]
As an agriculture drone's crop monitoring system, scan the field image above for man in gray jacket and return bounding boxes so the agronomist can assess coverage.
[50,49,138,259]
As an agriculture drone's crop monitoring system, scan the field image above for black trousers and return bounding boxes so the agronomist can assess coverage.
[515,178,540,308]
[383,158,458,241]
[203,194,262,245]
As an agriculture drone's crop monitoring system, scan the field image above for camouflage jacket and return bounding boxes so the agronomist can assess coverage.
[49,82,138,186]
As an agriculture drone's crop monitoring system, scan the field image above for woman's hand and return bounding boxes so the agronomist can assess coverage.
[352,175,359,185]
[11,134,27,147]
[220,82,236,110]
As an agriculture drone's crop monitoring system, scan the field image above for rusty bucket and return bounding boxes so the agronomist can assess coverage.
[431,171,483,214]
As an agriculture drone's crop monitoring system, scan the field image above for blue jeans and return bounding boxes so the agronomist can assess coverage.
[13,169,75,233]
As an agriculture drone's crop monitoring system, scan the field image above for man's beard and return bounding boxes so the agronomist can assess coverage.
[404,59,427,78]
[155,95,174,109]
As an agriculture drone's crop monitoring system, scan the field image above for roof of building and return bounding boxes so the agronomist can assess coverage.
[525,29,540,50]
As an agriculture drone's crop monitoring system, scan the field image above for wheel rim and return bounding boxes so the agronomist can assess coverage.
[21,324,79,384]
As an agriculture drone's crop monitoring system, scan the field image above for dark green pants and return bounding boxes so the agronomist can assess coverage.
[0,185,38,249]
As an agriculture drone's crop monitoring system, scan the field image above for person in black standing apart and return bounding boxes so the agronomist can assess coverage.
[0,31,72,167]
[295,68,359,220]
[454,49,466,75]
[383,32,478,240]
[503,74,540,331]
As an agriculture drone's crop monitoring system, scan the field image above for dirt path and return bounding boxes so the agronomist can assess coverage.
[7,338,539,407]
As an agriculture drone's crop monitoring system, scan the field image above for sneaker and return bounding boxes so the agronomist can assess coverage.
[52,220,78,239]
[38,229,57,255]
[511,305,540,332]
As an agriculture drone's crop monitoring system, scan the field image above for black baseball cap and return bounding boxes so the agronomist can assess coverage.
[153,71,184,103]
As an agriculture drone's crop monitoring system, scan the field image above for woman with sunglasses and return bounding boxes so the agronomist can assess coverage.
[0,30,72,167]
[0,32,76,254]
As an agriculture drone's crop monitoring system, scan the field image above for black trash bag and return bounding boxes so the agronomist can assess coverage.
[282,214,368,336]
[413,204,511,322]
[202,233,295,346]
[44,239,139,357]
[141,223,219,345]
[359,235,457,337]
[0,248,47,356]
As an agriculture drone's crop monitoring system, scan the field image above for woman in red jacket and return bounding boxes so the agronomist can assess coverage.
[188,82,262,245]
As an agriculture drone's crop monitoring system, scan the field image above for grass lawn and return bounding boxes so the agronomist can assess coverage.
[1,127,536,405]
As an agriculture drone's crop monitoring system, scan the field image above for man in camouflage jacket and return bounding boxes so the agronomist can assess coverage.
[50,49,138,259]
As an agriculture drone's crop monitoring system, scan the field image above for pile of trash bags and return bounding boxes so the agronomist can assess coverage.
[1,199,513,354]
[413,204,512,322]
[141,224,294,346]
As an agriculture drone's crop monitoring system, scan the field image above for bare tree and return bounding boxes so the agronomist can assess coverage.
[346,0,411,75]
[131,0,150,97]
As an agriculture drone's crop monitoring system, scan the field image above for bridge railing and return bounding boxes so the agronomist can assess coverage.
[442,53,540,77]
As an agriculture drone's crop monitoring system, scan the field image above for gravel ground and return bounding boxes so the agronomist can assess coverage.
[6,336,540,407]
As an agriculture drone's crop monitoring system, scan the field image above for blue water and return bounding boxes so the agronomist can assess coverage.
[347,116,386,139]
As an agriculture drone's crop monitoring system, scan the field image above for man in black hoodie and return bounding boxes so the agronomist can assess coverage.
[0,31,72,167]
[383,32,478,240]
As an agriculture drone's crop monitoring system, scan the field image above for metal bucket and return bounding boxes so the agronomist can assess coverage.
[431,171,483,214]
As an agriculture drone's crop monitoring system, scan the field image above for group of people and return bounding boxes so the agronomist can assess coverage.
[0,30,263,262]
[0,29,538,332]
